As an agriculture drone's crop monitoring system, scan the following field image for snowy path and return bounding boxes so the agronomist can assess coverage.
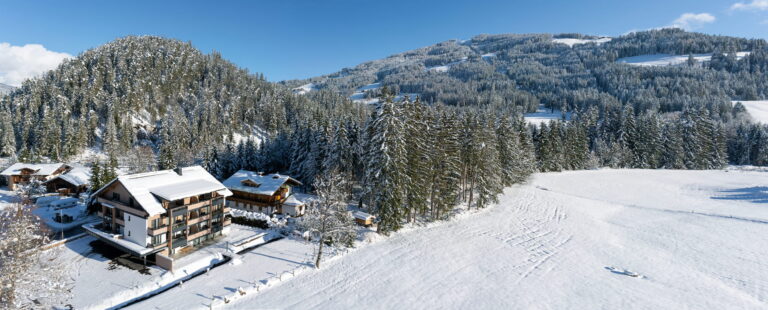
[230,169,768,309]
[125,238,314,309]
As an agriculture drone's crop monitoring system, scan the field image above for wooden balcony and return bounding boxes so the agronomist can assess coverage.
[96,197,148,217]
[187,229,211,241]
[187,214,210,225]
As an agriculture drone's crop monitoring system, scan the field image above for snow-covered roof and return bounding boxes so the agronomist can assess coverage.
[283,195,304,206]
[0,162,67,176]
[45,164,91,187]
[93,166,232,217]
[352,211,374,220]
[222,170,302,196]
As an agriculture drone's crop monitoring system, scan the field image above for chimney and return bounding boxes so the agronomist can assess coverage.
[174,167,183,176]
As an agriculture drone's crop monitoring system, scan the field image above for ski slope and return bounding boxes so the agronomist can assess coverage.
[617,52,750,67]
[734,100,768,124]
[231,168,768,309]
[552,37,611,47]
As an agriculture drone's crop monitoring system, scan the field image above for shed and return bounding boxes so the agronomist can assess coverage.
[352,211,375,226]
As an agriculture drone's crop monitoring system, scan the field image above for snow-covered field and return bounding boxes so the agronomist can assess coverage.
[230,168,768,309]
[292,83,317,95]
[524,104,571,125]
[617,52,750,67]
[552,37,611,47]
[734,100,768,124]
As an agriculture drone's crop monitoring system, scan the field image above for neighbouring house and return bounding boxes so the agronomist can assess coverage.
[84,166,232,270]
[44,164,91,195]
[1,162,71,191]
[353,211,375,227]
[222,170,306,217]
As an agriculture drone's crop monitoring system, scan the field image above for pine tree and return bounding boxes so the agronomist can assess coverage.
[363,95,408,234]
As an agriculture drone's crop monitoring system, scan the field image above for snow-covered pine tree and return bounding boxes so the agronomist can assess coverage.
[363,94,408,234]
[401,97,430,222]
[0,111,15,157]
[426,110,462,220]
[473,119,503,209]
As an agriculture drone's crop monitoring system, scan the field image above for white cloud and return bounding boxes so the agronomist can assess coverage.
[668,13,716,30]
[0,42,71,87]
[730,1,768,11]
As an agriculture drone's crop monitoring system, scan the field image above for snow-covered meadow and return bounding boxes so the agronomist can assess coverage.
[229,168,768,309]
[734,100,768,124]
[617,52,750,67]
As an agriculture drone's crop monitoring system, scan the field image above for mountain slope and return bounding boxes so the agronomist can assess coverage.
[0,36,325,165]
[0,83,15,95]
[285,29,768,119]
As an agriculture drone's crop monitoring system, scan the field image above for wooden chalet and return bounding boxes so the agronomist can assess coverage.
[222,170,306,216]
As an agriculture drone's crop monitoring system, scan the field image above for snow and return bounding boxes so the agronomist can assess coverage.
[47,164,91,187]
[34,224,273,309]
[425,56,468,72]
[33,200,95,231]
[229,168,768,309]
[481,52,496,62]
[0,162,67,176]
[93,166,228,216]
[292,83,317,95]
[222,170,300,196]
[733,100,768,124]
[524,104,571,125]
[617,52,751,67]
[351,210,373,221]
[124,237,314,309]
[0,186,19,211]
[552,37,612,47]
[151,179,231,201]
[349,83,418,105]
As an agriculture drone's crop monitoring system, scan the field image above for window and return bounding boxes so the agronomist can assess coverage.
[127,215,131,222]
[129,197,134,207]
[112,193,120,201]
[128,230,131,237]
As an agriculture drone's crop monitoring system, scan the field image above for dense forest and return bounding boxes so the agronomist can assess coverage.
[1,29,768,232]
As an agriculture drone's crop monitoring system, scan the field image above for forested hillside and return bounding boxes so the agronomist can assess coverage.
[0,36,366,168]
[287,28,767,115]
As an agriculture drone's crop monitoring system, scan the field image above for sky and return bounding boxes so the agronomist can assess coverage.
[1,0,767,86]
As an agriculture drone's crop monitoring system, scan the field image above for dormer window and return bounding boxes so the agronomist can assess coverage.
[241,179,261,188]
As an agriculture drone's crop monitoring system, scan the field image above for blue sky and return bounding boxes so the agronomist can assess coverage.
[1,0,767,84]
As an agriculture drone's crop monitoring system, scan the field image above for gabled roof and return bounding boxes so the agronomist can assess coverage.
[222,170,302,196]
[92,166,232,216]
[352,211,374,220]
[283,195,304,206]
[45,164,91,187]
[1,163,68,176]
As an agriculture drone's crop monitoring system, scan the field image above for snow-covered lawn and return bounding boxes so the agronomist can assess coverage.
[32,202,97,232]
[733,100,768,124]
[39,224,275,309]
[617,52,750,67]
[229,168,768,309]
[0,186,19,210]
[524,104,571,125]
